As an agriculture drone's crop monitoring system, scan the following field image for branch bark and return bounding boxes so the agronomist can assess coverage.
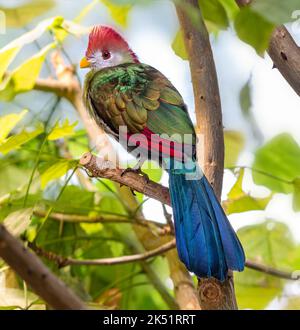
[236,0,300,97]
[175,0,236,310]
[80,152,171,205]
[31,239,176,267]
[80,152,299,281]
[245,260,297,280]
[35,52,198,309]
[0,225,86,310]
[33,209,171,235]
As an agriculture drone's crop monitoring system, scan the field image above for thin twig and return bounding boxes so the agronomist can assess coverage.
[162,204,175,235]
[30,239,176,267]
[29,239,299,281]
[245,260,298,280]
[33,209,170,231]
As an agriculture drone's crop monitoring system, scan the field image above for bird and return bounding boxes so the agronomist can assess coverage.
[80,25,245,281]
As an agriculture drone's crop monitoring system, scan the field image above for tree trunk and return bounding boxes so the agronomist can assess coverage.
[175,0,238,310]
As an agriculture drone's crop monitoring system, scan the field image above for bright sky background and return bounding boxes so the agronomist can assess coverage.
[1,0,300,308]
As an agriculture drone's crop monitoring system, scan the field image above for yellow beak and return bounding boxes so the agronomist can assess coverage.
[80,57,90,68]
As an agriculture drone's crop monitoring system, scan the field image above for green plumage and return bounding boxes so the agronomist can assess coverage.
[83,63,196,146]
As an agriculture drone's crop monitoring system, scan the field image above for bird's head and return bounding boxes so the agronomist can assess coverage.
[80,25,138,70]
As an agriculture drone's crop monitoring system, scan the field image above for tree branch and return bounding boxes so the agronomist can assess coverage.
[80,152,171,206]
[0,225,86,310]
[176,0,236,310]
[245,260,298,280]
[236,0,300,97]
[79,152,299,282]
[30,239,176,267]
[33,209,171,235]
[21,51,198,309]
[176,0,224,198]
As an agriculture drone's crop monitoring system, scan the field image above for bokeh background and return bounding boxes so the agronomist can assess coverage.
[0,0,300,310]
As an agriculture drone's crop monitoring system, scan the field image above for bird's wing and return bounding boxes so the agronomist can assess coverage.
[84,63,196,149]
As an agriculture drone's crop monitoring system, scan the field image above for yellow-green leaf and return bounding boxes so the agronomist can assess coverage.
[236,283,281,310]
[253,134,300,193]
[40,160,77,189]
[235,220,295,309]
[292,178,300,211]
[199,0,229,30]
[48,120,78,141]
[0,43,55,101]
[223,169,271,214]
[224,130,245,168]
[251,0,300,25]
[13,43,55,92]
[0,126,44,155]
[0,47,20,81]
[223,194,272,215]
[0,0,55,28]
[0,110,28,143]
[101,0,132,27]
[228,168,245,199]
[52,19,90,43]
[171,29,188,61]
[234,7,275,55]
[3,208,33,236]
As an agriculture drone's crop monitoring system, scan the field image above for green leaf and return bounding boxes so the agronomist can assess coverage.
[171,30,188,61]
[239,78,262,141]
[239,220,295,268]
[292,178,300,211]
[228,168,245,199]
[236,284,281,310]
[236,220,295,309]
[3,208,33,236]
[52,19,90,43]
[218,0,239,21]
[0,0,55,27]
[239,79,252,117]
[199,0,229,30]
[223,169,271,214]
[0,126,44,155]
[99,196,127,216]
[0,110,28,143]
[0,193,40,220]
[100,0,132,27]
[252,134,300,193]
[48,120,78,141]
[44,186,95,215]
[224,130,245,168]
[141,161,163,183]
[68,131,89,158]
[0,166,31,199]
[224,194,271,215]
[0,43,55,101]
[251,0,300,25]
[234,7,275,55]
[40,160,77,189]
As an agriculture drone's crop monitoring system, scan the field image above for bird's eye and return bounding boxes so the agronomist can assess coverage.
[102,50,111,60]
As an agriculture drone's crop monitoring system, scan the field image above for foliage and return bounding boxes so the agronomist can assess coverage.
[0,0,299,310]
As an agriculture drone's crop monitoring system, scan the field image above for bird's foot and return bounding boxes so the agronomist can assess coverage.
[120,167,150,184]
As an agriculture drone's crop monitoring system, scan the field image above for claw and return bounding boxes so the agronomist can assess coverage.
[121,167,149,184]
[120,157,149,183]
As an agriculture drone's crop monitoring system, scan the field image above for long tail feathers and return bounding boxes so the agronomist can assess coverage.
[169,171,245,281]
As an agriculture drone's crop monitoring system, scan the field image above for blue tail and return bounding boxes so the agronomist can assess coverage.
[169,170,245,281]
